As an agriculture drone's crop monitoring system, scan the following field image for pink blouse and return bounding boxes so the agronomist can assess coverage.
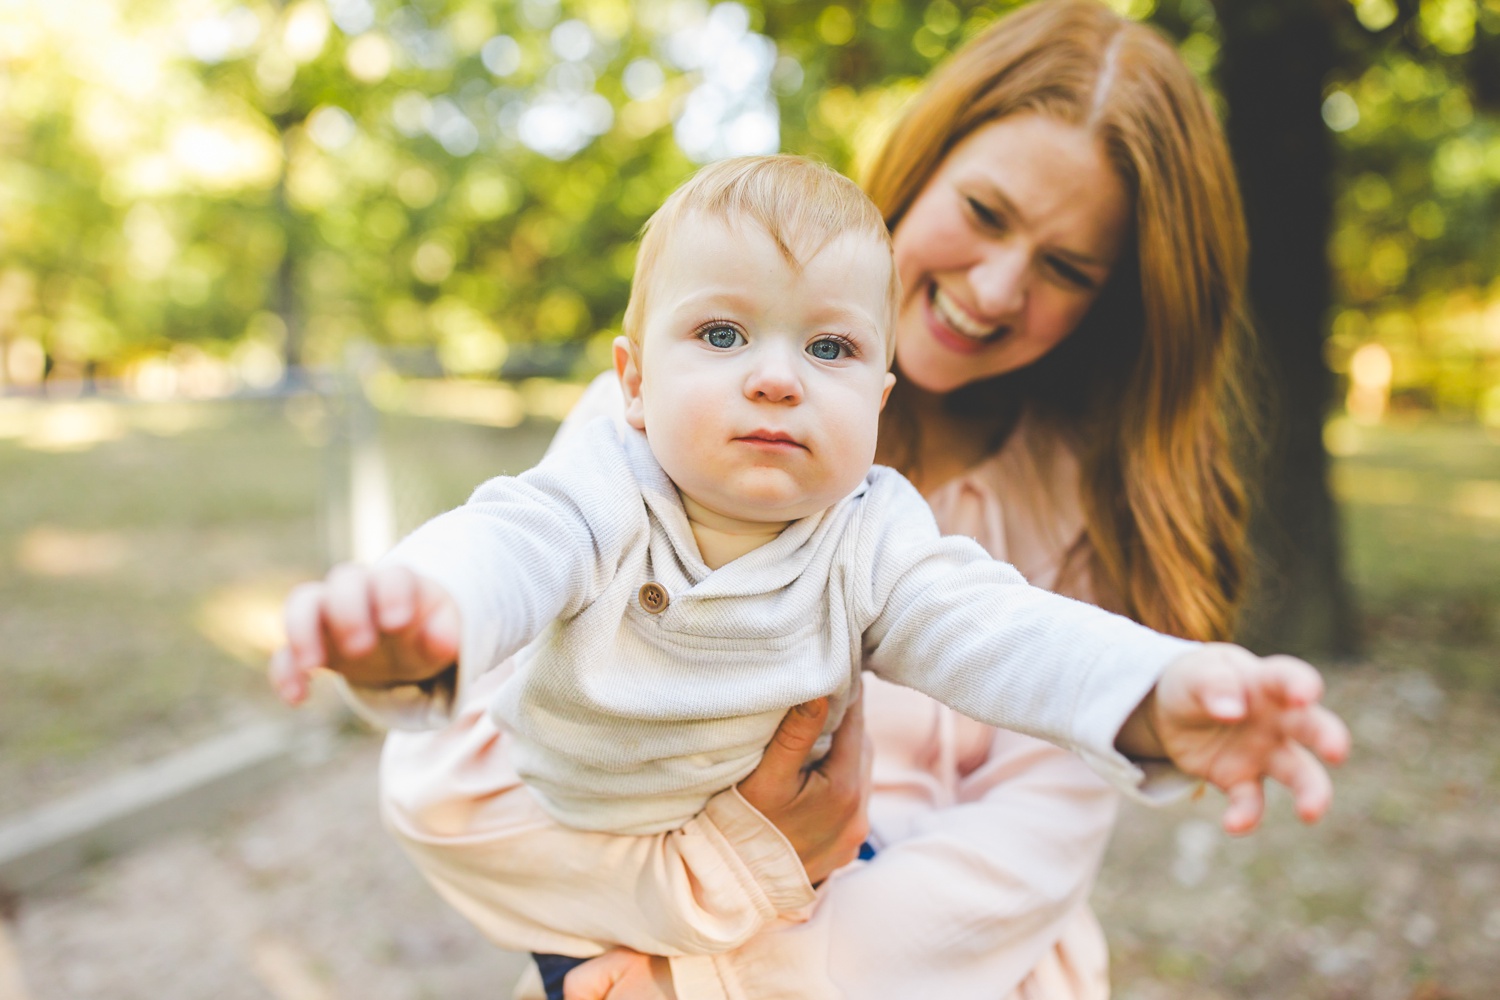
[379,378,1115,999]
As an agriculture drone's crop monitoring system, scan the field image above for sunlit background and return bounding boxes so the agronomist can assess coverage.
[2,1,1500,998]
[0,0,1494,414]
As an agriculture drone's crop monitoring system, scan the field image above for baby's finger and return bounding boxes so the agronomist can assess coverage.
[1284,704,1352,766]
[267,645,308,705]
[1271,743,1334,824]
[371,565,418,632]
[1221,779,1264,836]
[416,584,461,665]
[283,581,329,670]
[324,563,377,657]
[1256,654,1325,708]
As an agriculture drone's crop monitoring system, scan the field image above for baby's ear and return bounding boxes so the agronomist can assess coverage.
[613,336,647,431]
[878,371,896,411]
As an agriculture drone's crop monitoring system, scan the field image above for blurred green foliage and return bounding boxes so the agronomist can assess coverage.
[0,0,1496,415]
[1320,2,1500,420]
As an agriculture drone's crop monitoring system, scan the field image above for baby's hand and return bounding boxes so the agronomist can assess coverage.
[267,563,460,705]
[1127,643,1352,835]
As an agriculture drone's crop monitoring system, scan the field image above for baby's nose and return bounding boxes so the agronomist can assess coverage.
[744,349,803,402]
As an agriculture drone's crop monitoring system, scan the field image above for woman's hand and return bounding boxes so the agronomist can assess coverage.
[736,694,874,886]
[563,949,674,1000]
[563,697,873,999]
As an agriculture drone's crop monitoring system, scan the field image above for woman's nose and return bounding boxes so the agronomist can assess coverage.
[968,244,1029,320]
[744,344,803,403]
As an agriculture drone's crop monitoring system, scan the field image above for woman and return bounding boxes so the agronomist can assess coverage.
[386,1,1275,996]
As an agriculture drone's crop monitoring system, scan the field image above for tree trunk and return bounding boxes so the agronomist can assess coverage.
[271,112,306,386]
[1214,2,1360,657]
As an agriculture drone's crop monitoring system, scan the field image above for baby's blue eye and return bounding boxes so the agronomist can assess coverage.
[807,338,848,361]
[703,325,743,349]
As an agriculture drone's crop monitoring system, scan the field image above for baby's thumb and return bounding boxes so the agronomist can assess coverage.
[420,598,461,666]
[1189,644,1252,722]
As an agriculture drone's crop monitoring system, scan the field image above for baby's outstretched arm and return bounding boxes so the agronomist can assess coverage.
[1115,644,1352,835]
[269,563,459,705]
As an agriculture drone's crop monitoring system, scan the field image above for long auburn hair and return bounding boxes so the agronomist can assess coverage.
[867,0,1256,642]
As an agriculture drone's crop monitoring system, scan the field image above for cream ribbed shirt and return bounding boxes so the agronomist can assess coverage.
[355,416,1194,834]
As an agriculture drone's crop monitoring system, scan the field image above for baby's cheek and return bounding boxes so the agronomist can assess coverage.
[825,420,881,495]
[648,424,700,482]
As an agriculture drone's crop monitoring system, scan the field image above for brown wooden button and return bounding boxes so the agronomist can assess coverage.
[638,582,669,614]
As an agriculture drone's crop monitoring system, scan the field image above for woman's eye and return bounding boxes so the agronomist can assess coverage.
[1049,259,1095,290]
[807,337,850,361]
[966,196,1003,230]
[702,325,744,349]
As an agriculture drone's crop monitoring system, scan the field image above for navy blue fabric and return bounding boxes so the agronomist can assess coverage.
[533,953,585,1000]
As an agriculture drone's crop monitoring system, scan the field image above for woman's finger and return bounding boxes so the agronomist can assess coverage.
[738,698,828,804]
[859,717,875,792]
[562,949,638,1000]
[822,691,864,774]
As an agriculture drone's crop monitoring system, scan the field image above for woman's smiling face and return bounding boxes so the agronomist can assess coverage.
[891,113,1133,394]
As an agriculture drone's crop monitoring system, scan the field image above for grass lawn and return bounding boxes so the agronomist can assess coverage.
[0,394,555,815]
[1331,418,1500,692]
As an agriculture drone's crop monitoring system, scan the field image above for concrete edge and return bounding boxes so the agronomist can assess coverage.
[0,721,304,896]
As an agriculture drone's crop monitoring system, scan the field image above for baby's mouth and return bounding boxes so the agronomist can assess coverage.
[735,430,808,452]
[930,285,1003,342]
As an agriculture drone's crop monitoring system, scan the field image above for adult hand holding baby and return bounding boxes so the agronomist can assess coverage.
[736,694,874,886]
[268,563,460,705]
[559,696,873,1000]
[558,948,673,1000]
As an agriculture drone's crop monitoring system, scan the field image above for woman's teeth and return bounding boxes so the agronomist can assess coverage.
[931,286,997,340]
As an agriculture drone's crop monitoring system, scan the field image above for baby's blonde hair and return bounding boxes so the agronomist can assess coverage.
[622,155,900,365]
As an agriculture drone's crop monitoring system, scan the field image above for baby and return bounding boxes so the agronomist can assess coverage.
[271,156,1347,997]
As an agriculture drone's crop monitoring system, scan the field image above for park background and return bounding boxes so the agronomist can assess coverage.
[1,0,1498,997]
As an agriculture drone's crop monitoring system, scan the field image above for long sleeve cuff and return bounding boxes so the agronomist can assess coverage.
[1067,634,1201,801]
[668,954,736,1000]
[1128,759,1200,804]
[703,788,817,917]
[334,665,458,731]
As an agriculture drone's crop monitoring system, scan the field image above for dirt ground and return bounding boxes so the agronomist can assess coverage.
[4,408,1496,997]
[5,661,1497,1000]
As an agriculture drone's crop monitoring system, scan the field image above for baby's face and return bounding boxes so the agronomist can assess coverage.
[617,214,896,525]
